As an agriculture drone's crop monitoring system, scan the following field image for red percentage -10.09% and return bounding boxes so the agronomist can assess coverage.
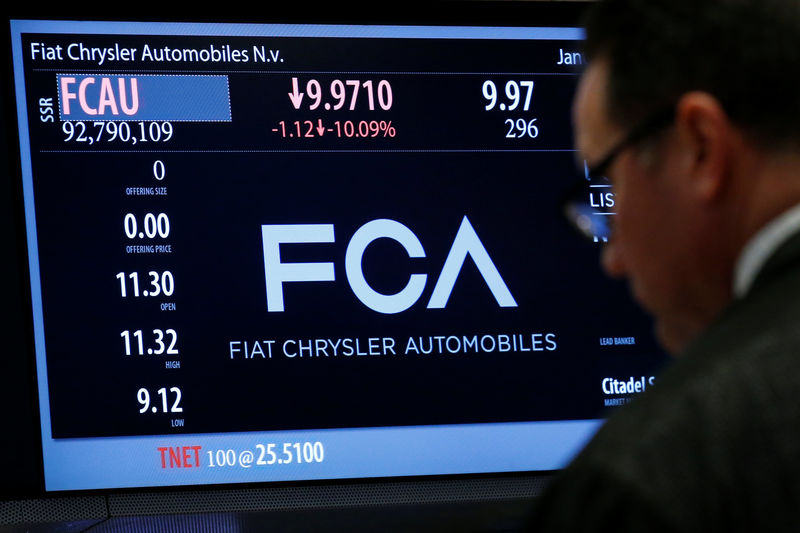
[272,119,396,139]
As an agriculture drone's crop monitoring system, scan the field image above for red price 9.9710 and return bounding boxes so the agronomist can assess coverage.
[288,77,393,111]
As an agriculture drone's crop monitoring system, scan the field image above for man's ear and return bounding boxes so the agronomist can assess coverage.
[673,91,734,202]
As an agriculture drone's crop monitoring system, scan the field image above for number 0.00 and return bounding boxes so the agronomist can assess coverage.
[124,213,170,239]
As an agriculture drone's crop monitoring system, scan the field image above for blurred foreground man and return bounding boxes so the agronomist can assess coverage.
[528,0,800,531]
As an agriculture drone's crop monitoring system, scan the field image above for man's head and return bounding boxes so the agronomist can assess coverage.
[574,0,800,353]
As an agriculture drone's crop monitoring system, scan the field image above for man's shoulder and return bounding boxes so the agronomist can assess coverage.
[530,262,800,531]
[588,262,800,482]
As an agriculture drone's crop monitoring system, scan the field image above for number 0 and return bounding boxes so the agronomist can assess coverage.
[153,160,165,180]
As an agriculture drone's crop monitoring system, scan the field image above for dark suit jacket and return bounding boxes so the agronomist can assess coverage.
[527,230,800,532]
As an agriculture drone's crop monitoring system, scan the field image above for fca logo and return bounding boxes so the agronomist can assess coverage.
[262,216,517,314]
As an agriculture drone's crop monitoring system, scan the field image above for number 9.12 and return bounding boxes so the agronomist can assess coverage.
[137,386,183,414]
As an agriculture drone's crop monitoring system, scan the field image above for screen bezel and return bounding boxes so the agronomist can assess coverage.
[0,0,594,504]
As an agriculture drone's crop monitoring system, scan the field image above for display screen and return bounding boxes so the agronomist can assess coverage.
[9,18,667,492]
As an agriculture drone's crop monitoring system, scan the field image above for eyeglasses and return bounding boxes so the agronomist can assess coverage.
[585,106,676,181]
[562,106,676,242]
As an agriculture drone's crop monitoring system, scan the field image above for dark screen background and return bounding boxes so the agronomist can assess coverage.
[16,33,668,438]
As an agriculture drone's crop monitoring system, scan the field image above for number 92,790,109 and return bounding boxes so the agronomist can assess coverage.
[62,121,173,145]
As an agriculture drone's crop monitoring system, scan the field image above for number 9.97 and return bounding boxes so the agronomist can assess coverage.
[481,80,534,112]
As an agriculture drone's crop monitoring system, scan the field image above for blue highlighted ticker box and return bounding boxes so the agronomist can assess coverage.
[57,74,232,121]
